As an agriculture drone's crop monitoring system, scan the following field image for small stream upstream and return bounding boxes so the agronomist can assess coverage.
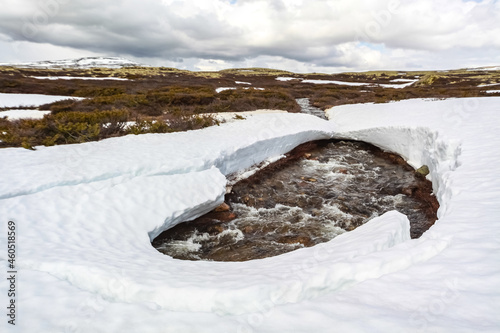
[152,100,439,261]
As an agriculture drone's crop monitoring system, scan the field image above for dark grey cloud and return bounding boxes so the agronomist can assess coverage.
[0,0,499,71]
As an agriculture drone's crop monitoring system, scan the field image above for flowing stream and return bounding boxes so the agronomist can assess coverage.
[295,98,327,119]
[153,139,438,261]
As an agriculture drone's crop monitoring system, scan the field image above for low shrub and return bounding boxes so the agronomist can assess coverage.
[39,99,77,113]
[168,114,220,131]
[0,109,129,148]
[0,78,21,88]
[215,88,300,113]
[74,87,126,97]
[417,74,440,86]
[127,120,172,135]
[4,65,490,150]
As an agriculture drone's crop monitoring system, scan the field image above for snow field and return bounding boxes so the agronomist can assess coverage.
[275,77,418,88]
[0,109,51,120]
[0,93,84,108]
[216,87,265,93]
[323,98,500,332]
[0,97,499,332]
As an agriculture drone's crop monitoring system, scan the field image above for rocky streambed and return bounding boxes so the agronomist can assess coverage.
[152,139,438,262]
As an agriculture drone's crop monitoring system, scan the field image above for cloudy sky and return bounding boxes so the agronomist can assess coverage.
[0,0,499,72]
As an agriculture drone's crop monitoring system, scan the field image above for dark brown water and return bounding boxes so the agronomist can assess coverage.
[152,140,438,262]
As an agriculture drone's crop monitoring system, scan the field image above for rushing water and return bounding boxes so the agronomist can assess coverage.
[295,98,327,119]
[153,140,438,262]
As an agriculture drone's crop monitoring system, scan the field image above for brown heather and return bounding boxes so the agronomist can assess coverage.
[0,65,498,149]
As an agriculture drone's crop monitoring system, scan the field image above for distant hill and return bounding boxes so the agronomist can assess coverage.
[0,57,142,69]
[465,66,500,71]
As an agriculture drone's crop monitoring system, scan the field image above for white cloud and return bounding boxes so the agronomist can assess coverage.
[0,0,498,72]
[0,34,100,63]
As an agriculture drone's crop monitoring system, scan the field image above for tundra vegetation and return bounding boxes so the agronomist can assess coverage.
[0,64,498,149]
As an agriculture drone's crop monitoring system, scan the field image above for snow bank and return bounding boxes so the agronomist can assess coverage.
[1,98,500,332]
[277,77,417,88]
[0,93,83,108]
[301,79,417,88]
[216,87,264,93]
[302,79,369,86]
[215,87,237,93]
[0,109,51,120]
[391,78,417,83]
[478,82,500,87]
[378,80,418,88]
[0,113,332,200]
[323,97,500,330]
[276,76,301,81]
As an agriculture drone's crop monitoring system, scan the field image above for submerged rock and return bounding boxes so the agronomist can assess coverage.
[416,165,430,177]
[215,203,230,212]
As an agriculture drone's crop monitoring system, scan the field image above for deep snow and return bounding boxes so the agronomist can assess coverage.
[1,98,499,332]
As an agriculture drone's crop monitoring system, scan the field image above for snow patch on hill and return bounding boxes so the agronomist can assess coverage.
[276,77,417,88]
[466,66,500,71]
[0,57,142,69]
[0,93,84,108]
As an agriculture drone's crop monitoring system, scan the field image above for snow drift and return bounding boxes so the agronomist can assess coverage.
[1,98,499,332]
[0,93,83,108]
